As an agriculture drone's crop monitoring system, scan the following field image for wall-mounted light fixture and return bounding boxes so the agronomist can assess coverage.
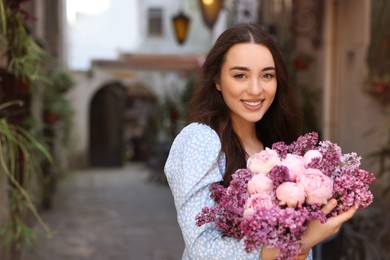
[198,0,224,29]
[172,11,191,45]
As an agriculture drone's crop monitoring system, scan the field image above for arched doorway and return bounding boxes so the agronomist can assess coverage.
[89,82,126,167]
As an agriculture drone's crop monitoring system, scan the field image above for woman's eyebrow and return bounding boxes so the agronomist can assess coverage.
[229,66,276,71]
[229,66,249,71]
[262,66,276,71]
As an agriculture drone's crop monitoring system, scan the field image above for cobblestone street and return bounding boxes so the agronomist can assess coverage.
[22,163,184,260]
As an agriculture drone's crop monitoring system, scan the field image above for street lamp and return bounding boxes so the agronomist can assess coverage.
[198,0,224,29]
[172,11,191,45]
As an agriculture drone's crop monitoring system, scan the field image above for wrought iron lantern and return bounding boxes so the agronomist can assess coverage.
[198,0,224,29]
[172,11,191,45]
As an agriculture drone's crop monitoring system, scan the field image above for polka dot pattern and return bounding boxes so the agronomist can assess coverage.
[165,123,312,260]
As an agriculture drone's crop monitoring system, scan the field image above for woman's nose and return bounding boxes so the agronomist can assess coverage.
[247,79,263,95]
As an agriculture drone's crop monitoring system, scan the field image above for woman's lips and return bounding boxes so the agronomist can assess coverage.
[241,100,264,110]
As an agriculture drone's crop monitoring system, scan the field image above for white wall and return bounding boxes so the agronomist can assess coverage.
[65,0,140,70]
[135,0,221,54]
[65,0,227,70]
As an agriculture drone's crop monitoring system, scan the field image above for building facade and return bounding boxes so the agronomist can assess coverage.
[3,0,386,257]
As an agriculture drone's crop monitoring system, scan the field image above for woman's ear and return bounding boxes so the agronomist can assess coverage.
[215,82,221,91]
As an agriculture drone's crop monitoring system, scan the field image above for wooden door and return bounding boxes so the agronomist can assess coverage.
[89,82,125,167]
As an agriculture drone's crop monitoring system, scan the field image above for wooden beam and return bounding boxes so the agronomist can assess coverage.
[92,54,205,72]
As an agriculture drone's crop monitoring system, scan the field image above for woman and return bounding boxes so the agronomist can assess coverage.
[164,23,355,260]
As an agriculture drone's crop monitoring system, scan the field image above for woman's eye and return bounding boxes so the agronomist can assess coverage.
[263,73,274,79]
[234,74,246,79]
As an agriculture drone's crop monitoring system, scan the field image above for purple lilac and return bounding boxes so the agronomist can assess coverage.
[339,152,362,172]
[268,165,291,187]
[330,169,375,216]
[272,141,289,159]
[288,132,319,155]
[306,156,322,169]
[241,205,326,259]
[316,141,343,177]
[195,169,253,239]
[272,132,318,159]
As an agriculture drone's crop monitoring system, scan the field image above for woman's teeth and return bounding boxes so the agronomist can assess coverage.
[243,101,262,106]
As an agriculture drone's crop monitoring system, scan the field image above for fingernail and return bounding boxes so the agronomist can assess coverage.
[330,199,337,206]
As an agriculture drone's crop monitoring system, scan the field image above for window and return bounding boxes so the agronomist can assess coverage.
[148,7,163,37]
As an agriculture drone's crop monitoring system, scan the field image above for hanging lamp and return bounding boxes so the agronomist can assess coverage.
[172,11,191,45]
[198,0,224,29]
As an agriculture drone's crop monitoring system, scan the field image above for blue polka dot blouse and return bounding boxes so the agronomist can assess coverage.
[165,123,313,260]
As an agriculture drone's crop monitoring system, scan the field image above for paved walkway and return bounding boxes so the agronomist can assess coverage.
[22,163,184,260]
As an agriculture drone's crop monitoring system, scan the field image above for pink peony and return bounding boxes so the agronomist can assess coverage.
[247,173,274,195]
[245,193,275,213]
[297,168,333,205]
[243,207,255,219]
[247,148,281,174]
[276,182,306,207]
[303,150,323,166]
[280,154,306,181]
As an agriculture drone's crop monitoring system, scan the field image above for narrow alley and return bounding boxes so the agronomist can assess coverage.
[22,163,184,260]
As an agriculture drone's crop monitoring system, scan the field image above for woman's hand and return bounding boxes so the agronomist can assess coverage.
[260,246,278,260]
[261,246,310,260]
[260,199,357,260]
[300,199,357,250]
[261,246,309,260]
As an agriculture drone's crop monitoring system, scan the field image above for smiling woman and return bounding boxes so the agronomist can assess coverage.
[164,23,304,260]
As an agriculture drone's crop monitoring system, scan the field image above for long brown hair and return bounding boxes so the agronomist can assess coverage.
[188,23,302,186]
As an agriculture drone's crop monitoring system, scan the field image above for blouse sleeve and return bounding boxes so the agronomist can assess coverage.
[164,123,260,259]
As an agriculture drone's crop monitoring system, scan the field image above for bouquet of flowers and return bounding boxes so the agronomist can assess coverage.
[196,132,375,259]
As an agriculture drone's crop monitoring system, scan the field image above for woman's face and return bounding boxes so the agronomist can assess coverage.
[216,43,277,127]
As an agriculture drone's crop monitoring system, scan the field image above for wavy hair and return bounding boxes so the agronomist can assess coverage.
[188,23,302,186]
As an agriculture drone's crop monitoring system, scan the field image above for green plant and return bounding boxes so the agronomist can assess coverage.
[0,214,34,251]
[0,101,52,252]
[47,69,74,93]
[0,0,46,83]
[43,69,74,149]
[44,70,74,116]
[0,1,57,255]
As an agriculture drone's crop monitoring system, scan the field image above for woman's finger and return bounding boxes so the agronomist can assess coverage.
[333,207,357,222]
[321,199,337,214]
[322,200,357,224]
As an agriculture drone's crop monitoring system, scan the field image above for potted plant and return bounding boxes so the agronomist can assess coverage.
[0,100,52,259]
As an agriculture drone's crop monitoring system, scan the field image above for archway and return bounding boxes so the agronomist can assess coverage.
[89,81,126,167]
